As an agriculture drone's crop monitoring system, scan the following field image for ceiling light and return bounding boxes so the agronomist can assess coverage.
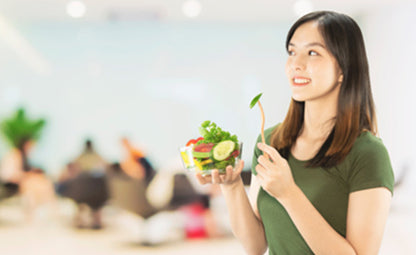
[66,1,86,18]
[182,0,202,18]
[293,0,314,17]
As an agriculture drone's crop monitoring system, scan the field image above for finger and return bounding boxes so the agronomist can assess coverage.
[223,166,233,182]
[255,165,266,183]
[232,160,245,180]
[219,174,227,183]
[200,172,214,182]
[255,164,267,179]
[235,159,244,174]
[257,143,283,163]
[211,169,221,184]
[257,155,274,170]
[195,173,208,185]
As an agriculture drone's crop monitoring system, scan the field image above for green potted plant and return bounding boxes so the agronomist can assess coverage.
[0,108,46,171]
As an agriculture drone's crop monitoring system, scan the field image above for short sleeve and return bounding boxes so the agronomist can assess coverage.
[348,136,395,195]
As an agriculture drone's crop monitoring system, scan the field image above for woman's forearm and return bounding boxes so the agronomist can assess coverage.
[280,186,356,255]
[220,178,268,255]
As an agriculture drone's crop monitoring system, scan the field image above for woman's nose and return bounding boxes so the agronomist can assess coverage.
[290,55,306,71]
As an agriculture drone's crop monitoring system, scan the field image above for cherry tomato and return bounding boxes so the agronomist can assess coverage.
[225,150,240,160]
[231,150,240,157]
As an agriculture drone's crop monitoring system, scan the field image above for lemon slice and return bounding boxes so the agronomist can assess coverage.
[180,151,191,167]
[213,140,235,161]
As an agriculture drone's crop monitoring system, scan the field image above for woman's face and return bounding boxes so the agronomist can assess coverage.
[285,21,343,103]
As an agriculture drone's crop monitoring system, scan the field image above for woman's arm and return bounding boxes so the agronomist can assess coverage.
[279,186,390,255]
[279,185,356,255]
[221,174,268,255]
[196,161,268,255]
[346,187,391,254]
[256,143,391,255]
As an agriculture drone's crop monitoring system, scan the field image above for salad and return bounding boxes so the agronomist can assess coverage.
[180,120,242,175]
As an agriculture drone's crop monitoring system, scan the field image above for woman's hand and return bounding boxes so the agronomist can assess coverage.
[195,160,245,187]
[256,143,297,201]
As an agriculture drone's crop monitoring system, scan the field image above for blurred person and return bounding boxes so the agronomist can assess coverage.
[107,161,218,244]
[57,139,109,229]
[182,200,208,239]
[57,162,81,183]
[73,139,107,174]
[147,171,224,241]
[19,167,57,223]
[0,140,35,198]
[203,184,233,238]
[195,11,394,254]
[182,193,226,239]
[0,147,23,197]
[120,137,156,185]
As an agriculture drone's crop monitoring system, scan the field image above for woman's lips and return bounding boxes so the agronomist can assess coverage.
[292,77,311,86]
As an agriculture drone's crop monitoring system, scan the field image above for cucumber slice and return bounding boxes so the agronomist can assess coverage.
[192,151,211,158]
[213,140,235,161]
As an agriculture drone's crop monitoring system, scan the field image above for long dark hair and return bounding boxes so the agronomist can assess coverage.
[271,11,377,167]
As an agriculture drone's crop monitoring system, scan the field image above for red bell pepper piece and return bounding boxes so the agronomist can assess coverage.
[186,137,204,146]
[186,139,197,146]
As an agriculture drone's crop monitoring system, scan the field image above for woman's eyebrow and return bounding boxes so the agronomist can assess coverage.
[288,42,326,49]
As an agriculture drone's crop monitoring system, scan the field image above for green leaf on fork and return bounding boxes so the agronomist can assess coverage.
[249,93,263,109]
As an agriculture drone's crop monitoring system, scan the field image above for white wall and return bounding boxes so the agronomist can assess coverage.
[0,21,291,174]
[0,4,415,183]
[363,3,416,194]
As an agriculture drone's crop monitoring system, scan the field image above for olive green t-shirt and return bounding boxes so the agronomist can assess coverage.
[251,126,394,255]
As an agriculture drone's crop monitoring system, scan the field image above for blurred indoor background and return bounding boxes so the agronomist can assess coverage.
[0,0,415,254]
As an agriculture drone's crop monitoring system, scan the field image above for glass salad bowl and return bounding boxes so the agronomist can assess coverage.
[180,141,243,175]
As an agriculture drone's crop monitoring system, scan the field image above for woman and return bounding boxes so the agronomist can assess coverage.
[196,11,394,255]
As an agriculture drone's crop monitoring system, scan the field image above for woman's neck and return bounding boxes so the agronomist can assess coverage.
[301,100,337,141]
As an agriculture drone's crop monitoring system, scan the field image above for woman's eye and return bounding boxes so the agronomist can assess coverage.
[288,50,295,56]
[309,50,318,56]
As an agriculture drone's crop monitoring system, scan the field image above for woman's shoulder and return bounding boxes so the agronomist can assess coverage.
[347,131,391,165]
[351,131,387,153]
[344,131,394,194]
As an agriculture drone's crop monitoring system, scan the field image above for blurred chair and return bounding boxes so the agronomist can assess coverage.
[0,182,19,201]
[107,165,202,219]
[107,168,157,219]
[59,172,108,209]
[57,171,109,228]
[57,139,109,229]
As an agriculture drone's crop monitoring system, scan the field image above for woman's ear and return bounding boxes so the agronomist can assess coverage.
[338,74,343,83]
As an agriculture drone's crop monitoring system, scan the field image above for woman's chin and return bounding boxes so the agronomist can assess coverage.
[291,95,306,102]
